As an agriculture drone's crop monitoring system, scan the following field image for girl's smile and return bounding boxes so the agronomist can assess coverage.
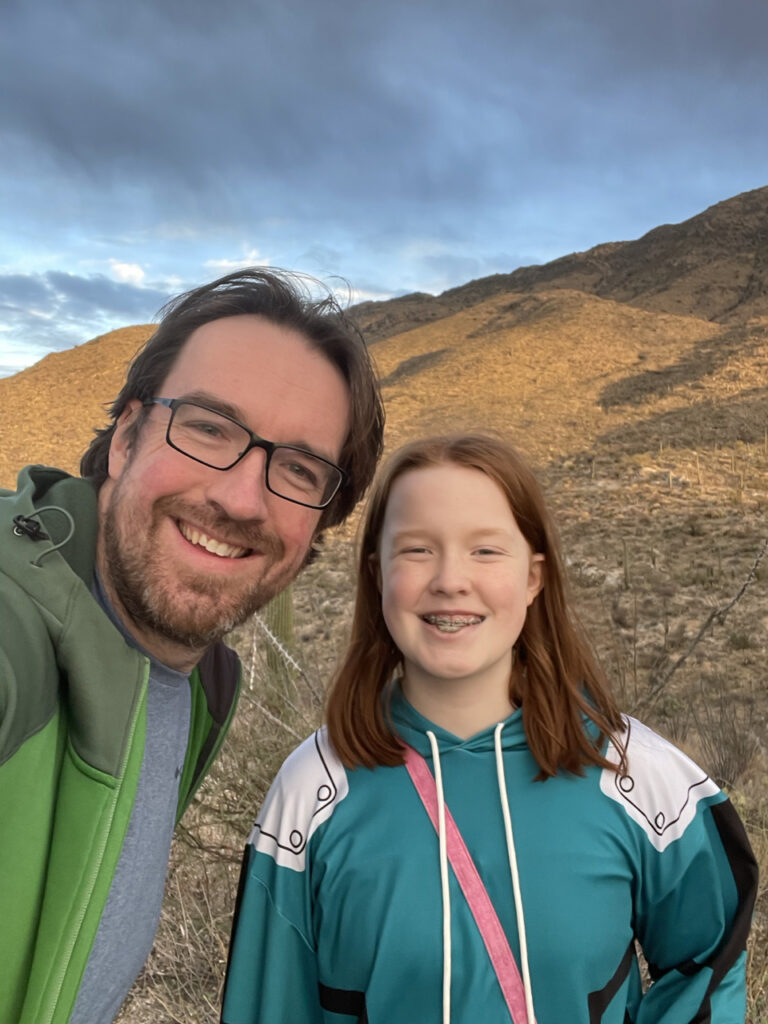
[377,463,544,727]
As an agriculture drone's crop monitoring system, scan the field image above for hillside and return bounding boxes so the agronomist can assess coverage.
[352,185,768,341]
[0,324,155,483]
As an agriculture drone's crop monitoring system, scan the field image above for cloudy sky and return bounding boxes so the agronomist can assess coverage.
[2,0,767,376]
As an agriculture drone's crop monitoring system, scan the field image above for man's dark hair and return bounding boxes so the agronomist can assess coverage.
[80,268,384,530]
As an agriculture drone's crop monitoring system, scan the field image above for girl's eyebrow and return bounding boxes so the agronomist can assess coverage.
[389,529,431,543]
[389,526,513,543]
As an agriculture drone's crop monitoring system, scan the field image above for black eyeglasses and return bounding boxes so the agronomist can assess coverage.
[143,397,345,510]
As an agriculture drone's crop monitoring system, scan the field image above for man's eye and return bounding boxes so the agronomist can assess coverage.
[191,421,224,437]
[287,461,318,485]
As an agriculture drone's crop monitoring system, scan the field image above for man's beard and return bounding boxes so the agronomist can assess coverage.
[101,489,295,651]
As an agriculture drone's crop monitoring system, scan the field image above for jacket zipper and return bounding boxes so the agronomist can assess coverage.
[177,663,242,821]
[37,663,149,1024]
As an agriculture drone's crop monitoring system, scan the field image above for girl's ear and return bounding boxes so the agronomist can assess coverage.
[108,400,142,480]
[526,553,545,606]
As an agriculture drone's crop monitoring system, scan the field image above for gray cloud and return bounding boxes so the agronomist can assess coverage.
[0,271,169,364]
[3,0,767,234]
[43,272,168,320]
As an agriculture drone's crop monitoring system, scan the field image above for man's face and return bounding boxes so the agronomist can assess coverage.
[97,314,350,670]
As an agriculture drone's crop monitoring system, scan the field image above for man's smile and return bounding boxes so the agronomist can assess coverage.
[177,519,251,559]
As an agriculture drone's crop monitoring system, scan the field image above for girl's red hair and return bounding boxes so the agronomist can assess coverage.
[325,435,625,778]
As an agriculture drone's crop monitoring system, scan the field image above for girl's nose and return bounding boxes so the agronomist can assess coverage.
[429,555,470,594]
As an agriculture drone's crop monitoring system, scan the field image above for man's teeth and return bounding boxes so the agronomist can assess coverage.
[179,523,248,558]
[423,615,483,633]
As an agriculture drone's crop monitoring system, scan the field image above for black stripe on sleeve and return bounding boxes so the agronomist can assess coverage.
[318,982,368,1021]
[588,939,637,1023]
[220,844,252,1023]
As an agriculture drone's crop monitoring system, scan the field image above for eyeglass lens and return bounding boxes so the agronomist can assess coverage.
[169,403,340,506]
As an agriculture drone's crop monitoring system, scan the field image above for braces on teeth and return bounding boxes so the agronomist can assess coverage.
[424,615,483,632]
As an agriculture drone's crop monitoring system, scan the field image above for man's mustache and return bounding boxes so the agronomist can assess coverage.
[157,497,285,559]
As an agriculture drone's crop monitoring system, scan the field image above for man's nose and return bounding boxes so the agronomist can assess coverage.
[202,448,271,521]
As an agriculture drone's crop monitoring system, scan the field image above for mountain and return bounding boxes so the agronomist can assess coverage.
[1,185,766,497]
[352,186,768,342]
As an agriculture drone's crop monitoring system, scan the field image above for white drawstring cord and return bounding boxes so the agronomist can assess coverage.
[494,722,536,1024]
[427,730,451,1024]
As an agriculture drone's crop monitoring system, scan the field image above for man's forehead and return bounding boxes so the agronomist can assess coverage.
[159,315,334,390]
[157,316,350,458]
[173,313,312,361]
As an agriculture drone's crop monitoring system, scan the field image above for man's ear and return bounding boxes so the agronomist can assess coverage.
[108,400,143,480]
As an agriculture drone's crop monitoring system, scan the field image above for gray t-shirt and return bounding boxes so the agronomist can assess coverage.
[68,576,192,1023]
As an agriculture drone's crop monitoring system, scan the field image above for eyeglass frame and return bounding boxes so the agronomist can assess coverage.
[142,396,346,510]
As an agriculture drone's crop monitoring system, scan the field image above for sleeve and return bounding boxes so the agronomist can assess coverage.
[221,844,322,1024]
[607,721,759,1023]
[634,798,757,1023]
[221,729,349,1024]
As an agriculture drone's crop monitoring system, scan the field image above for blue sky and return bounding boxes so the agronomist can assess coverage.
[2,0,767,376]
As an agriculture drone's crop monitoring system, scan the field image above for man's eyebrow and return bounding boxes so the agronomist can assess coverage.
[176,390,340,463]
[179,390,245,422]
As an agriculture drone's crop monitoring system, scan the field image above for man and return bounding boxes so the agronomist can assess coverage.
[0,269,384,1023]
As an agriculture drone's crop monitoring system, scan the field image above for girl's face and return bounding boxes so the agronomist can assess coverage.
[377,463,544,703]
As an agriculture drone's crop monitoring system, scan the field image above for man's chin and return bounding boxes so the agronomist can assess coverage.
[136,583,270,649]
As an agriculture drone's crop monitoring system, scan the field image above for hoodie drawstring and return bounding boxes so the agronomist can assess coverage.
[426,730,452,1024]
[425,724,536,1024]
[494,722,536,1024]
[12,506,75,567]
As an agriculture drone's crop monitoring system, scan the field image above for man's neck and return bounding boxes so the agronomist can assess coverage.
[93,568,204,675]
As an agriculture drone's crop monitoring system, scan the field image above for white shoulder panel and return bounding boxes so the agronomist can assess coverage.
[600,716,719,852]
[248,727,349,871]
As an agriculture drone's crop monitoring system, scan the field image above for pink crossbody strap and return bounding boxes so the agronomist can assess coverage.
[404,744,533,1024]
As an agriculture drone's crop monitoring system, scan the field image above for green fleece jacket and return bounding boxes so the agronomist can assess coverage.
[0,466,241,1024]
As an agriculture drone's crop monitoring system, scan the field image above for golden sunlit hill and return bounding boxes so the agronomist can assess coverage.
[0,324,155,484]
[1,188,767,1023]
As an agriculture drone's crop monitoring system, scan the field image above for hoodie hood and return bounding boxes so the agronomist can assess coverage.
[388,682,530,758]
[2,465,100,590]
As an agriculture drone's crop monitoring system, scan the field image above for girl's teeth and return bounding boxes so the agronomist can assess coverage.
[424,615,482,632]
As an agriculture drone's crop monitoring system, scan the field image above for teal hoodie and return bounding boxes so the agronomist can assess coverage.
[222,687,756,1023]
[0,467,241,1024]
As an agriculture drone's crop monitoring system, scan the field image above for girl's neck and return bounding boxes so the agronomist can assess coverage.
[400,671,518,740]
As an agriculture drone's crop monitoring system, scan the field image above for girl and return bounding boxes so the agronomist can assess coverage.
[222,435,756,1024]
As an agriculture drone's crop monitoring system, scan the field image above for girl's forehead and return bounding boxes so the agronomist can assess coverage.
[382,463,514,527]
